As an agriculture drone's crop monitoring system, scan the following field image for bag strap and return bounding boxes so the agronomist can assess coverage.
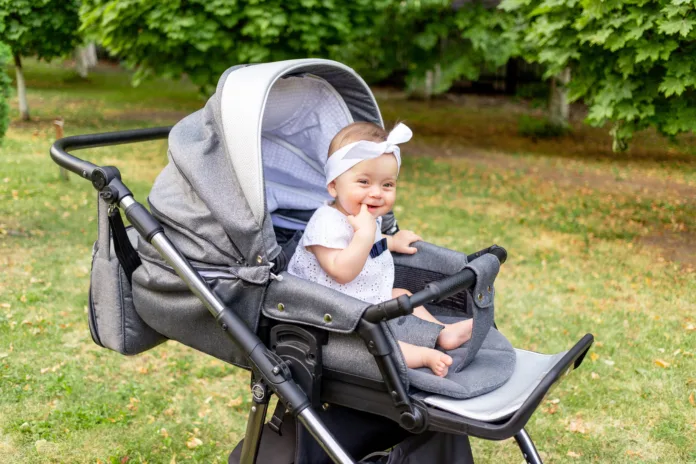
[108,206,142,284]
[267,401,287,435]
[97,195,111,260]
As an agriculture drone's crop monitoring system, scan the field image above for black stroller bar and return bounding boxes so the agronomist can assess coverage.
[50,126,173,179]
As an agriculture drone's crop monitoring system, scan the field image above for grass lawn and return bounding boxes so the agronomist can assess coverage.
[0,60,694,463]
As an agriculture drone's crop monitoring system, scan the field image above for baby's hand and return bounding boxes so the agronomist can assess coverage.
[388,230,422,254]
[346,204,377,236]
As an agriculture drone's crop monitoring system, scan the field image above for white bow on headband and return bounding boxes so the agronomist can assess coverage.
[324,123,413,186]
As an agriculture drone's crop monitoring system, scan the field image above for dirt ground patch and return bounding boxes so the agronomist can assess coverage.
[637,231,696,268]
[409,140,696,202]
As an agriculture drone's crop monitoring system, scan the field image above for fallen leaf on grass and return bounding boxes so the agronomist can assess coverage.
[566,451,582,458]
[689,392,695,407]
[685,323,695,332]
[568,418,588,434]
[626,450,643,458]
[186,437,203,449]
[590,352,599,362]
[159,428,169,438]
[591,372,599,380]
[227,397,243,407]
[40,362,65,374]
[654,359,670,368]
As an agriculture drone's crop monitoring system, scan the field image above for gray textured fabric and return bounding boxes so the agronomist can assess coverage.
[132,254,264,368]
[323,333,383,381]
[388,315,442,349]
[89,198,166,355]
[263,273,370,333]
[453,254,500,373]
[392,242,468,276]
[409,325,516,399]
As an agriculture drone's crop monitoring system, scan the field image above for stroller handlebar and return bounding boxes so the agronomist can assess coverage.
[50,127,172,180]
[362,245,507,323]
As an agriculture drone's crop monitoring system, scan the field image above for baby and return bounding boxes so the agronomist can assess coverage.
[288,122,473,377]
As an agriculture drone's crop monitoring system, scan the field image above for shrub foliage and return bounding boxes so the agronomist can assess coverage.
[502,0,696,149]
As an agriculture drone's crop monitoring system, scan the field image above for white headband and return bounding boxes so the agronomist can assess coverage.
[324,123,413,186]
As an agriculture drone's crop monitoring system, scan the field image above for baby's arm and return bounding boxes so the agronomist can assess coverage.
[309,204,376,284]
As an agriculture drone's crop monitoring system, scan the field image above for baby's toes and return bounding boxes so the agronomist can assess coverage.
[441,354,453,366]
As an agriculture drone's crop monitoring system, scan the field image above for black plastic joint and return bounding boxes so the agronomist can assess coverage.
[91,166,121,190]
[124,203,164,243]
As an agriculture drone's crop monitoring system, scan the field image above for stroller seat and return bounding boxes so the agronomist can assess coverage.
[50,58,593,464]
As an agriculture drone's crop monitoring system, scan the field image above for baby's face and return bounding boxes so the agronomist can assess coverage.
[328,153,398,218]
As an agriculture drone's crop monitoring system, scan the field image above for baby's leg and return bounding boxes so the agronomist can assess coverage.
[398,341,452,377]
[392,288,474,351]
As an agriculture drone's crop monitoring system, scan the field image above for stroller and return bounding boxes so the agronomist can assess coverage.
[50,59,593,464]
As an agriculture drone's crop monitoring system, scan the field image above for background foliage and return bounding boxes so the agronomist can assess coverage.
[502,0,696,149]
[336,0,518,95]
[0,0,81,61]
[80,0,516,96]
[80,0,381,91]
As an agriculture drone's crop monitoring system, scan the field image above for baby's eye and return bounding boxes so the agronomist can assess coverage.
[358,179,369,185]
[383,182,395,188]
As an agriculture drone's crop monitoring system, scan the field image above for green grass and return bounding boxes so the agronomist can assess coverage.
[1,60,695,463]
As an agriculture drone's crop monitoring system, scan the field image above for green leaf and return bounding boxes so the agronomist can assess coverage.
[658,76,686,96]
[658,17,694,37]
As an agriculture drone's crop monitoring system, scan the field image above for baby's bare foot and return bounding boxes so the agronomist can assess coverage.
[437,319,473,351]
[420,348,453,377]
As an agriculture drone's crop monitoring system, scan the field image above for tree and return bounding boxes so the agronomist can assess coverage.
[80,0,379,92]
[502,0,696,150]
[336,0,519,98]
[0,0,81,120]
[0,42,10,142]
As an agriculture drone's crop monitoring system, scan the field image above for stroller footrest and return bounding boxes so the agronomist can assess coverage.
[422,350,566,423]
[421,334,593,440]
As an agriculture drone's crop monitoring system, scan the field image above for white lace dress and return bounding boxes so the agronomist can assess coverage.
[287,204,394,304]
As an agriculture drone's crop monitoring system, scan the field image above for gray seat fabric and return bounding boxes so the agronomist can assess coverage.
[410,324,516,399]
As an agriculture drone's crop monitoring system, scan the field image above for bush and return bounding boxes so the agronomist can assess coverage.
[518,114,568,139]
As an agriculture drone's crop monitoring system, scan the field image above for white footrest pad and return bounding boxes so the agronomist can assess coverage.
[423,349,566,422]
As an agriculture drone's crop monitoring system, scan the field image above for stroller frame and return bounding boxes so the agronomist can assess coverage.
[51,126,593,464]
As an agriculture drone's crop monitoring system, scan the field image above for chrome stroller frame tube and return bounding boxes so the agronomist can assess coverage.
[50,128,355,464]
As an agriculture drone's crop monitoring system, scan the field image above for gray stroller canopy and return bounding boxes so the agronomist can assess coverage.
[152,59,382,266]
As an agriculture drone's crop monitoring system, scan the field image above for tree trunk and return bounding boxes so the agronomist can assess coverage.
[75,47,88,78]
[74,43,98,78]
[549,67,570,128]
[13,54,29,121]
